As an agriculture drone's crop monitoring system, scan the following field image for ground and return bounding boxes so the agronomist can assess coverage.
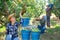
[41,27,60,40]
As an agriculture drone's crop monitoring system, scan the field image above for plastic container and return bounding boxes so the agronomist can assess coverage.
[31,31,40,40]
[38,25,46,34]
[20,17,30,27]
[21,30,31,40]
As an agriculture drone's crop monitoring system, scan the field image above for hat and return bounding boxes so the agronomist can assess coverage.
[8,14,15,21]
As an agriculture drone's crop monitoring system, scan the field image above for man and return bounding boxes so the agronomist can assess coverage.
[46,4,53,27]
[35,16,46,34]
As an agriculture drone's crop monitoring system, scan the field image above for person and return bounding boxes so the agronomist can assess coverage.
[35,16,46,34]
[46,4,52,27]
[5,14,19,40]
[46,4,53,27]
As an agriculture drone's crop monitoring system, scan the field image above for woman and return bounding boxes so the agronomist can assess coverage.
[5,14,19,40]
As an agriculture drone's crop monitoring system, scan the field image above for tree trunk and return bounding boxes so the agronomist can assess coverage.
[2,0,9,16]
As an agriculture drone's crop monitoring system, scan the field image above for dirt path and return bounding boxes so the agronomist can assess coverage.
[41,28,60,40]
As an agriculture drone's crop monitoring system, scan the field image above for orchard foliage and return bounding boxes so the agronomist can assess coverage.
[0,0,60,26]
[53,0,60,19]
[0,0,45,26]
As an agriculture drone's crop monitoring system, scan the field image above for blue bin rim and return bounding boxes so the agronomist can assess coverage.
[31,31,40,33]
[22,30,31,32]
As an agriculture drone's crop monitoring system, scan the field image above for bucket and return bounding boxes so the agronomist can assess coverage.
[20,17,30,27]
[21,30,31,40]
[31,32,40,40]
[38,25,46,34]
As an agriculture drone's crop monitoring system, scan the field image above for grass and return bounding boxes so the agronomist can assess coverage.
[0,26,6,33]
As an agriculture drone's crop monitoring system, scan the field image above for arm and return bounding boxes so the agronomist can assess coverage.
[35,17,40,21]
[19,6,26,17]
[19,9,26,24]
[35,18,40,21]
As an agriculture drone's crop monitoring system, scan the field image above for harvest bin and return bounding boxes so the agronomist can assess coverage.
[20,17,30,27]
[31,31,40,40]
[38,25,46,34]
[21,30,31,40]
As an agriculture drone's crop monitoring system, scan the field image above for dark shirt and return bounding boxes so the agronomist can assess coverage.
[6,22,19,37]
[40,19,45,27]
[46,7,51,16]
[40,16,46,27]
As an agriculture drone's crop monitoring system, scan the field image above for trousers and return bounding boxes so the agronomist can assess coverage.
[5,34,19,40]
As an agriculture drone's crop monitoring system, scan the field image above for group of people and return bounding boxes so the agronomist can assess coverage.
[5,13,46,40]
[5,4,53,40]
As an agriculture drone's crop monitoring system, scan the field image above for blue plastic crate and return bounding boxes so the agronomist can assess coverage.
[20,17,30,27]
[21,30,31,40]
[31,32,40,40]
